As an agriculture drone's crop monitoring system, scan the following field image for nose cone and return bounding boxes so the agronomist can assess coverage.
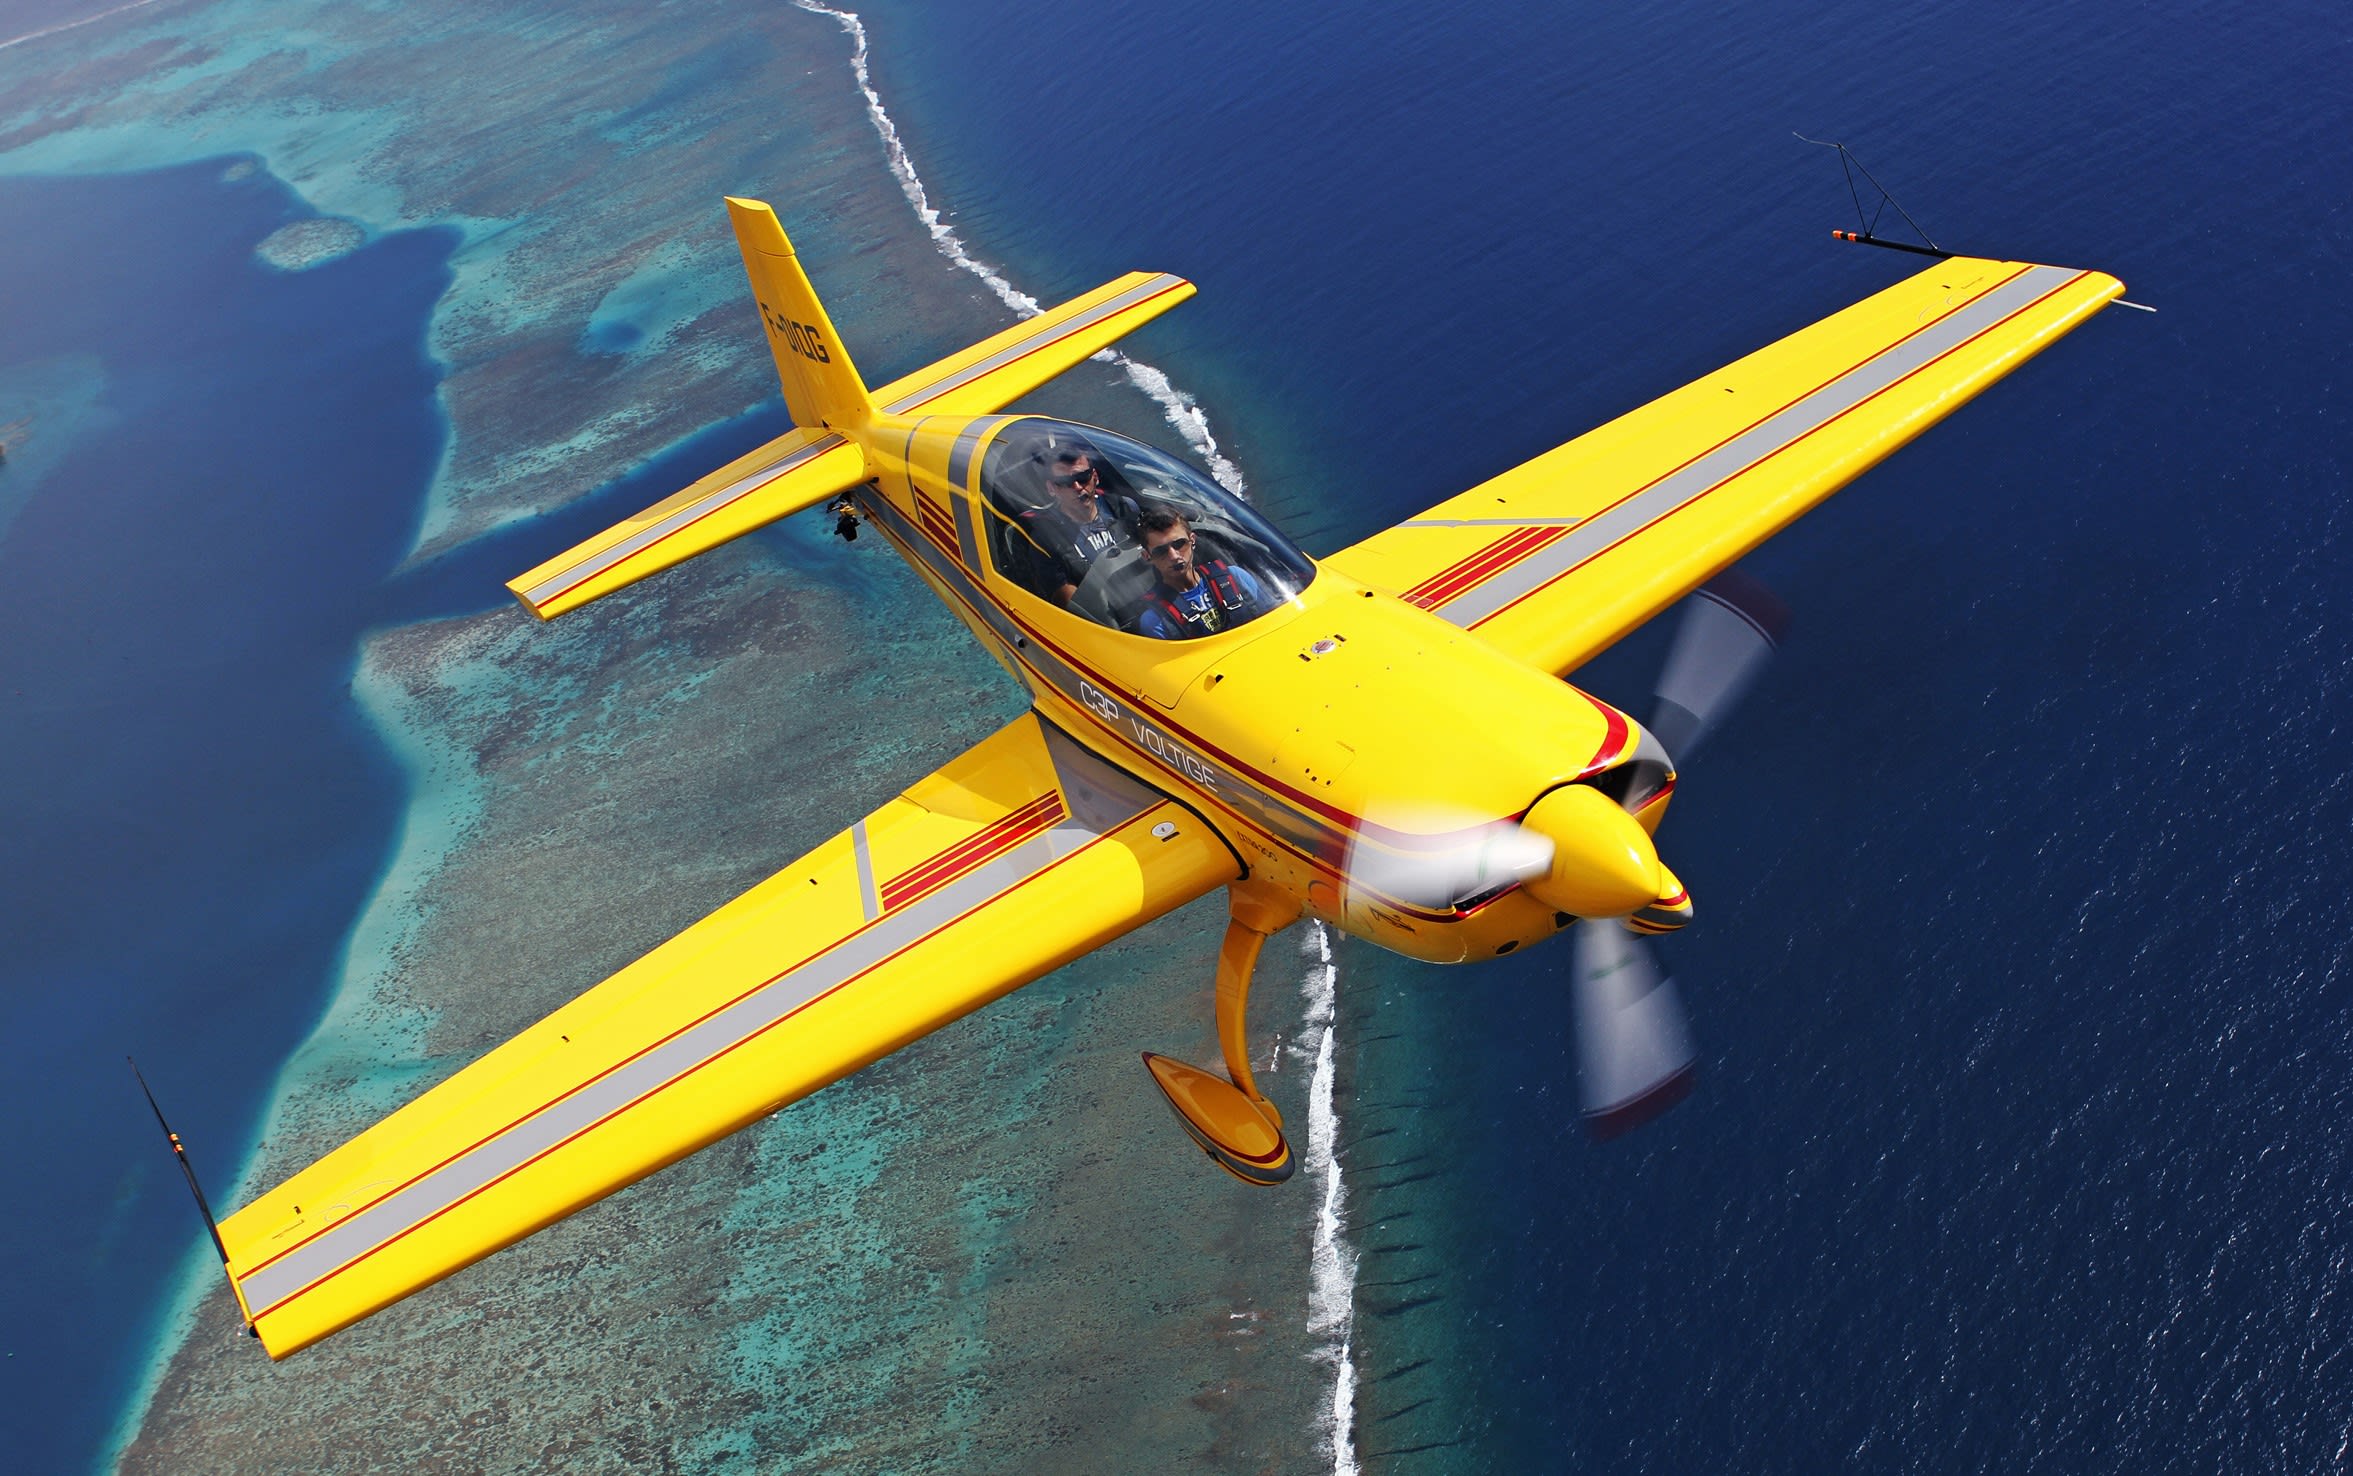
[1627,862,1694,935]
[1520,784,1665,918]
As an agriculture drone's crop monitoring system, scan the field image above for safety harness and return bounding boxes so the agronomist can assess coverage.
[1148,559,1254,637]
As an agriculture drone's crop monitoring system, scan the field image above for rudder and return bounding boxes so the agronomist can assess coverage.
[726,197,874,431]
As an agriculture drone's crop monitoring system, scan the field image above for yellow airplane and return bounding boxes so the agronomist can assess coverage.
[194,198,2122,1357]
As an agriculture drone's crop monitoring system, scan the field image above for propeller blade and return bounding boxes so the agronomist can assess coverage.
[1572,919,1697,1138]
[1649,569,1789,761]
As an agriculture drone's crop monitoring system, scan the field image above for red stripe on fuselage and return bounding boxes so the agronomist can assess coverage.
[1575,692,1632,777]
[913,491,957,549]
[1402,525,1570,609]
[879,792,1064,911]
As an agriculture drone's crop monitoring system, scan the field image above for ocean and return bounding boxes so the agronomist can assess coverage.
[0,161,453,1472]
[3,0,2349,1470]
[861,4,2353,1463]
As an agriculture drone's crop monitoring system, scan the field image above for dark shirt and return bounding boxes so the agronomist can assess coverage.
[1013,493,1141,597]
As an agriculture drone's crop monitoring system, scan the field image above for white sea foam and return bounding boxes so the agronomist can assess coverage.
[791,6,1354,1463]
[1301,923,1362,1474]
[789,0,1247,495]
[0,0,168,53]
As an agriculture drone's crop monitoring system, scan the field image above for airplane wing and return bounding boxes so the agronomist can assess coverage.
[1324,256,2123,676]
[217,714,1239,1358]
[870,270,1195,417]
[508,426,868,619]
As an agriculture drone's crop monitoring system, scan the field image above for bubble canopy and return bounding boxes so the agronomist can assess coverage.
[977,418,1316,636]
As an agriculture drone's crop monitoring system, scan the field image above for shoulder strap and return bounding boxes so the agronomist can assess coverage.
[1202,560,1243,606]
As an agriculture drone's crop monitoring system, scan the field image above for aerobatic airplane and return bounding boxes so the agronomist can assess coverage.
[187,198,2122,1356]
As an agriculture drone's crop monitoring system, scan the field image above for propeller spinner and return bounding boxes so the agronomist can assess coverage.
[1329,572,1781,1138]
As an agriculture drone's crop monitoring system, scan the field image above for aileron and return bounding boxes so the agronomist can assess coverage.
[1332,256,2123,674]
[220,714,1236,1357]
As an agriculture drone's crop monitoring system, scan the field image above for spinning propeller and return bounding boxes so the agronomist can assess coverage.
[1341,571,1787,1138]
[1648,568,1790,767]
[1574,569,1787,1136]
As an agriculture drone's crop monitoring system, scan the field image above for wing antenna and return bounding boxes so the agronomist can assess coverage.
[1796,136,2157,309]
[128,1057,233,1271]
[1796,134,1947,257]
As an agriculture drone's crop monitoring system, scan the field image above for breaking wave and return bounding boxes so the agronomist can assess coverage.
[790,4,1353,1464]
[1301,923,1362,1474]
[0,0,169,53]
[790,0,1247,495]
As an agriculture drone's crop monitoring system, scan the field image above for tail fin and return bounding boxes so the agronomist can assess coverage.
[726,197,874,431]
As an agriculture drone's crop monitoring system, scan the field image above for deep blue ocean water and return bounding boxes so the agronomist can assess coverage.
[4,0,2348,1470]
[861,0,2352,1468]
[0,158,822,1475]
[0,162,457,1473]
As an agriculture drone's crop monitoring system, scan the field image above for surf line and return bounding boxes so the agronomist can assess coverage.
[1302,923,1362,1475]
[788,0,1247,495]
[0,0,172,53]
[790,3,1358,1461]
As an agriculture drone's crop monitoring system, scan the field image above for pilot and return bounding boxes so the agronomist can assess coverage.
[1012,438,1141,606]
[1136,510,1272,639]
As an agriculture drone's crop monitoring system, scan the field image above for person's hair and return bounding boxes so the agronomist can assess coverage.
[1043,430,1099,469]
[1139,509,1189,539]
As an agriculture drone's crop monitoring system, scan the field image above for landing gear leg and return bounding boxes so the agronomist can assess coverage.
[1142,881,1302,1185]
[1216,882,1300,1129]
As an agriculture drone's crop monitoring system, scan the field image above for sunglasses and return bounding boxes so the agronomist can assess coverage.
[1145,535,1194,559]
[1049,466,1099,491]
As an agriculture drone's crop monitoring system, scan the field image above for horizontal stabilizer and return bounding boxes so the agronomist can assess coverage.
[871,271,1196,418]
[507,427,866,619]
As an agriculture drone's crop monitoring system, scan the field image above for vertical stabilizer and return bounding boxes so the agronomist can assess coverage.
[725,197,874,431]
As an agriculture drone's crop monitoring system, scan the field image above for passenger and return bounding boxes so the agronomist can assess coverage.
[1136,510,1272,639]
[1012,440,1141,606]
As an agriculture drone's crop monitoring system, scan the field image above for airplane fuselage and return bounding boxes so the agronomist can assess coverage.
[850,409,1669,964]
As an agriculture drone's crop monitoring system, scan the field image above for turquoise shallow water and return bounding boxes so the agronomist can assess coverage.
[6,0,2350,1468]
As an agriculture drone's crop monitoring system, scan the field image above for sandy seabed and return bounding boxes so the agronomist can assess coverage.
[0,1,1348,1469]
[123,519,1336,1473]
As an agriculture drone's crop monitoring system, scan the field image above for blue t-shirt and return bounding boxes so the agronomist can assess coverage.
[1138,562,1270,639]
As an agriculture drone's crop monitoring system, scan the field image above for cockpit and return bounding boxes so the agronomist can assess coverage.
[977,418,1315,637]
